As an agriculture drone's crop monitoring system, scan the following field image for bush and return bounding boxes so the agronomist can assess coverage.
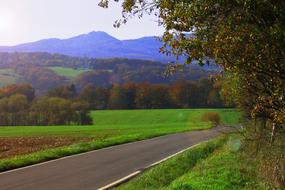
[201,112,221,126]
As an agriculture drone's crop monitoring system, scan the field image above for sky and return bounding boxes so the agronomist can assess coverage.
[0,0,164,46]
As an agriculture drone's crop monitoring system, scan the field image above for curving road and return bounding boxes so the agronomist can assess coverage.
[0,126,234,190]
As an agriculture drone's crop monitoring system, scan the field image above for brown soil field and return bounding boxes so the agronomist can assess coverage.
[0,137,93,159]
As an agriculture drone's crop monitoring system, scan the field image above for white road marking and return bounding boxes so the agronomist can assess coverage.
[98,171,141,190]
[97,140,209,190]
[0,132,192,175]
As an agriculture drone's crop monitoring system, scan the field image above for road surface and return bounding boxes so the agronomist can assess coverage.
[0,126,234,190]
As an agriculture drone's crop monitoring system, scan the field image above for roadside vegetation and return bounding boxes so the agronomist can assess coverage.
[103,0,285,188]
[0,109,239,172]
[116,135,267,190]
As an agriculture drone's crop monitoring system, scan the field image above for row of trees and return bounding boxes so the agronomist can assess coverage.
[101,0,284,188]
[0,78,224,126]
[0,84,92,126]
[49,78,226,110]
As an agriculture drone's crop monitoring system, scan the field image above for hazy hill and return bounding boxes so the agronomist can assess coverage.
[0,52,217,94]
[0,31,174,62]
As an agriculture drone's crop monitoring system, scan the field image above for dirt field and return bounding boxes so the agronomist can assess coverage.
[0,137,93,159]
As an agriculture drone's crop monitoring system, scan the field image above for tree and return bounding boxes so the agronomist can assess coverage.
[48,84,77,99]
[30,97,92,125]
[0,84,35,102]
[101,0,285,139]
[78,84,110,109]
[101,0,285,128]
[0,94,29,125]
[70,101,93,125]
[108,85,130,109]
[135,83,172,109]
[100,1,285,186]
[169,80,192,108]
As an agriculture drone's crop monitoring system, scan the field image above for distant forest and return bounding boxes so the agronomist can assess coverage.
[0,52,225,126]
[0,52,219,95]
[0,78,227,126]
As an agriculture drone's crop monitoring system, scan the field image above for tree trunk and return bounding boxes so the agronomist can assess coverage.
[270,123,276,145]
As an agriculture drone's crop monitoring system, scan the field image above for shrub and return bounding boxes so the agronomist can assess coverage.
[201,112,221,126]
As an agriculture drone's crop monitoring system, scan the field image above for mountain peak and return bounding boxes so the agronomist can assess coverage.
[88,31,108,35]
[0,31,174,62]
[67,31,120,43]
[85,31,117,39]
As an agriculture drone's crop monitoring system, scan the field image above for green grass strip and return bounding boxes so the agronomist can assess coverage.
[0,132,192,172]
[115,136,227,190]
[167,136,267,190]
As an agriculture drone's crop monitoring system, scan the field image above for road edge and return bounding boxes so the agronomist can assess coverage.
[98,140,209,190]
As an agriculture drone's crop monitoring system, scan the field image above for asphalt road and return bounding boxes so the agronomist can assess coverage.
[0,126,234,190]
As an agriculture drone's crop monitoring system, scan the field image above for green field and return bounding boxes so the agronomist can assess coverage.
[0,109,240,138]
[0,69,19,87]
[116,135,266,190]
[0,109,240,172]
[48,66,91,78]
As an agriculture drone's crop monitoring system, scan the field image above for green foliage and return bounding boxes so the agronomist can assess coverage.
[0,84,91,126]
[101,1,285,186]
[116,136,227,190]
[103,0,285,130]
[0,109,240,172]
[167,137,266,190]
[116,136,267,190]
[30,97,92,125]
[0,94,29,126]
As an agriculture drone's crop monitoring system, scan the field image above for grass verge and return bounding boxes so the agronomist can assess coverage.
[0,132,196,172]
[116,135,267,190]
[115,136,227,190]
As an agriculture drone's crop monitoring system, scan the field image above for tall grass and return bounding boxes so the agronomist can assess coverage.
[116,136,227,190]
[116,135,267,190]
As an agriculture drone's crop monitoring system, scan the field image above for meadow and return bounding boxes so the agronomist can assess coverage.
[0,109,240,171]
[0,109,240,138]
[0,69,19,87]
[48,66,91,78]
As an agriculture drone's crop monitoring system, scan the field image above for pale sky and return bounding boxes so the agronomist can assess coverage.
[0,0,164,46]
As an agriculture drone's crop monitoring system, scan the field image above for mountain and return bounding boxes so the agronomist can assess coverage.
[0,31,175,62]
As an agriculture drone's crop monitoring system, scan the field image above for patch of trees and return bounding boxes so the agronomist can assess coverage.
[49,78,225,110]
[0,78,225,126]
[0,84,92,126]
[0,52,218,94]
[14,66,68,95]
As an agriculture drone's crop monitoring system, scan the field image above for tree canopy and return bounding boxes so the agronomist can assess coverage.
[100,0,285,130]
[100,1,285,187]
